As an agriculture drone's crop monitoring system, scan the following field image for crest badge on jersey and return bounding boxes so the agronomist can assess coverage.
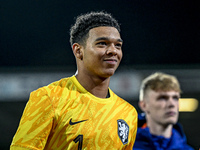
[117,119,129,145]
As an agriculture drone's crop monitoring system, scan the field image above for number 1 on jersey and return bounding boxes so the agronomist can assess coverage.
[73,134,83,150]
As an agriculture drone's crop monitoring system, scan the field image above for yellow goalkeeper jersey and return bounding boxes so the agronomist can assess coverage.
[10,75,137,150]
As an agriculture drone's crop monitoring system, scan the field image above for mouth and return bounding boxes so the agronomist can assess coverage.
[166,111,176,117]
[104,58,117,64]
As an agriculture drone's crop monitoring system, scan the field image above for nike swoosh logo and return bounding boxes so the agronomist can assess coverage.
[69,118,88,125]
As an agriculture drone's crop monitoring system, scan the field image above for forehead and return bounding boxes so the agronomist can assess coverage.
[146,89,180,97]
[88,26,121,40]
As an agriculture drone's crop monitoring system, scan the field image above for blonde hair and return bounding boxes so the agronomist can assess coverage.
[139,72,181,101]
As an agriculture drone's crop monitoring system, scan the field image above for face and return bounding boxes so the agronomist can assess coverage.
[142,90,180,126]
[80,26,123,78]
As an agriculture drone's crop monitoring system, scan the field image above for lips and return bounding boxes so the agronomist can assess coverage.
[104,58,117,61]
[104,58,117,62]
[166,111,176,116]
[104,59,117,65]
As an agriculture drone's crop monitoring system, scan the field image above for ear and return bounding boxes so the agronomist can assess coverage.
[139,100,150,114]
[72,43,83,60]
[138,100,146,112]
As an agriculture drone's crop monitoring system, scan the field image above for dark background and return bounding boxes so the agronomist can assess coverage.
[1,0,200,149]
[1,0,200,67]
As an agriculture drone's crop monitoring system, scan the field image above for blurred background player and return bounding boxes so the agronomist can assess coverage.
[133,72,194,150]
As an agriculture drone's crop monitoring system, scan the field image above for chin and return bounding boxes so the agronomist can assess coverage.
[102,73,114,78]
[103,70,115,77]
[166,119,178,125]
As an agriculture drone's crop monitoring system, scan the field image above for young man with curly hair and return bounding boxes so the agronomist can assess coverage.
[10,11,137,150]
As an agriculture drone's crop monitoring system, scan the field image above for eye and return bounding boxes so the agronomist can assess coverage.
[173,96,179,101]
[115,43,122,49]
[97,42,107,46]
[157,95,168,101]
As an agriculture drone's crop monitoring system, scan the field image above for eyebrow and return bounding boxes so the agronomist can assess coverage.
[157,94,180,99]
[95,37,123,43]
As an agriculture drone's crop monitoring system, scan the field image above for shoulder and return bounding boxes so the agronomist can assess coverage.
[170,124,194,150]
[47,76,73,90]
[133,127,154,150]
[31,76,73,96]
[172,123,188,143]
[29,76,73,106]
[133,125,155,149]
[110,89,138,129]
[110,89,136,108]
[136,127,150,140]
[116,95,137,116]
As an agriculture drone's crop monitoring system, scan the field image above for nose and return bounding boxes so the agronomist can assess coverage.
[168,97,177,108]
[106,44,117,55]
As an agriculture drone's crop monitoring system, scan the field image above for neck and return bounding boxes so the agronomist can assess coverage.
[75,73,110,98]
[147,121,173,138]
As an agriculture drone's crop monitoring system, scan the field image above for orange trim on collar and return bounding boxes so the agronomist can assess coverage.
[141,123,147,129]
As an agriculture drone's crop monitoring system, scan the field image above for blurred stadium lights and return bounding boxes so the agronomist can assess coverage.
[1,68,200,103]
[179,98,199,112]
[0,71,142,101]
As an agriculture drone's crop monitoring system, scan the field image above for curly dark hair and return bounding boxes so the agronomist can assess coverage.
[70,11,120,46]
